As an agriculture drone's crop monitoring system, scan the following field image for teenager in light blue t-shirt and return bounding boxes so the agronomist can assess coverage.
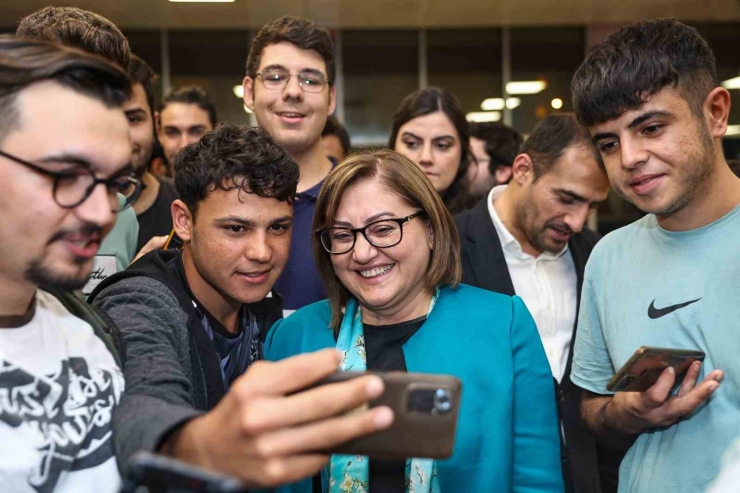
[569,19,740,493]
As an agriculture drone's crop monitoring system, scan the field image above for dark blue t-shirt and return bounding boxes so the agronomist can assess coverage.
[273,158,336,311]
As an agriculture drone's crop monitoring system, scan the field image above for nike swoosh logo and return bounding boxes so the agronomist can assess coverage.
[648,298,701,319]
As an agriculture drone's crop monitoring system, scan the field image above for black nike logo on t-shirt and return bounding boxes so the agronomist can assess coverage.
[648,298,701,319]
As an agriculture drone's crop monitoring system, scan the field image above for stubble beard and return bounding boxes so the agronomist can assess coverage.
[25,255,91,291]
[655,123,715,217]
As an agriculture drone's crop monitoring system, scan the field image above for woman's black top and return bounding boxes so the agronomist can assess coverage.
[362,315,426,493]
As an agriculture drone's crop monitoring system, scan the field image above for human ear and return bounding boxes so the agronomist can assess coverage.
[171,199,194,242]
[705,87,731,139]
[510,153,535,185]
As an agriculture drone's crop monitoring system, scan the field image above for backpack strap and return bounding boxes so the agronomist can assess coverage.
[44,287,124,369]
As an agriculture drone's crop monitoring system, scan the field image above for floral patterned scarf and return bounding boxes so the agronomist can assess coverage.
[329,291,441,493]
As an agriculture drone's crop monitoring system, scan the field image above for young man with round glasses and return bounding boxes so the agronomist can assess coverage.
[243,16,338,314]
[0,35,137,493]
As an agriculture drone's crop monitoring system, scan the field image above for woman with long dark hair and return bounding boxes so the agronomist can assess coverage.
[389,87,470,214]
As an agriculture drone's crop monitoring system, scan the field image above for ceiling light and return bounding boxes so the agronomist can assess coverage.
[481,97,521,111]
[243,104,253,114]
[726,124,740,136]
[506,81,547,95]
[481,98,505,111]
[722,77,740,90]
[233,84,244,98]
[551,98,563,110]
[466,111,501,123]
[170,0,235,3]
[506,97,521,110]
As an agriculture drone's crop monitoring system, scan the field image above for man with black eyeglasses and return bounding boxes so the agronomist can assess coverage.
[0,36,138,493]
[243,16,338,314]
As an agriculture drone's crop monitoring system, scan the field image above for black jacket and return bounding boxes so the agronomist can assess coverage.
[454,198,623,493]
[88,249,282,467]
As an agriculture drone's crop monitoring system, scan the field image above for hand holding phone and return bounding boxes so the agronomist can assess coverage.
[603,348,723,436]
[308,371,462,459]
[159,349,394,488]
[607,346,705,392]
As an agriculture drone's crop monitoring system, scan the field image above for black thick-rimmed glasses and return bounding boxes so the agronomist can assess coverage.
[256,70,328,93]
[317,211,426,255]
[0,149,141,212]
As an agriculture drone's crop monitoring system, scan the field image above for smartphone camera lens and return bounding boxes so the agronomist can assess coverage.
[432,389,452,415]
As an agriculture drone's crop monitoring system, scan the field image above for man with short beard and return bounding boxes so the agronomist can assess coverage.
[570,19,739,493]
[0,35,136,493]
[455,113,616,493]
[125,55,179,252]
[16,6,143,294]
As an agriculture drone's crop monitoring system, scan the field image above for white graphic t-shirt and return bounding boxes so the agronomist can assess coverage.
[0,290,124,493]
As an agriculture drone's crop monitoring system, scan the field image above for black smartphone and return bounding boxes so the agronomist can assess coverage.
[309,371,462,460]
[606,346,706,392]
[163,229,183,250]
[121,452,246,493]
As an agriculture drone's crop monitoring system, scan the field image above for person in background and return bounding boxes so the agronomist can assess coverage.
[265,149,564,492]
[243,16,338,312]
[149,139,172,180]
[157,86,217,167]
[16,6,141,295]
[455,113,617,493]
[389,87,471,215]
[466,121,522,201]
[125,55,179,252]
[0,34,136,493]
[570,18,738,493]
[90,125,394,489]
[322,115,351,162]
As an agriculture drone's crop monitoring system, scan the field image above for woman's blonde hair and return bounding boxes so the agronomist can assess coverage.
[312,149,462,332]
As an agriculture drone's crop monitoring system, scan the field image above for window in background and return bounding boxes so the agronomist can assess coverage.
[343,30,418,147]
[169,30,251,126]
[509,26,585,136]
[428,28,502,121]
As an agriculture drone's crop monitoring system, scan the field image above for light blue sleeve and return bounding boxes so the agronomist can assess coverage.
[98,194,140,270]
[570,257,615,395]
[510,296,565,493]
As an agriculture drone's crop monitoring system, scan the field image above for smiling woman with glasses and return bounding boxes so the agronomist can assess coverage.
[264,149,565,493]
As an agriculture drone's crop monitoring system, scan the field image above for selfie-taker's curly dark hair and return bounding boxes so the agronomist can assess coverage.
[572,18,717,127]
[174,125,299,218]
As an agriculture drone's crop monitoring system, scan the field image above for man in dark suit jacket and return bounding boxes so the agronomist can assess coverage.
[456,114,623,493]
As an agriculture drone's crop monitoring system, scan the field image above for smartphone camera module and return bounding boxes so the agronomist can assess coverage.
[432,388,453,415]
[407,387,454,415]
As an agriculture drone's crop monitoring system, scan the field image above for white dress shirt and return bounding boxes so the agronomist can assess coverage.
[487,186,577,383]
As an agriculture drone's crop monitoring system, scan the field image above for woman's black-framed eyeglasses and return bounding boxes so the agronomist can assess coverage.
[317,211,426,255]
[0,149,142,212]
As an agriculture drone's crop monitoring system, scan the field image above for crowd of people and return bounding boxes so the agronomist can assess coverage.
[0,6,738,493]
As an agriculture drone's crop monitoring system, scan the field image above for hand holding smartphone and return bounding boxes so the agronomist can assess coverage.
[309,371,462,459]
[607,346,706,392]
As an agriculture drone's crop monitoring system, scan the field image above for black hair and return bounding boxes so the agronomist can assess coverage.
[468,122,523,174]
[17,6,131,69]
[128,54,157,118]
[388,87,470,215]
[572,18,718,127]
[521,113,603,180]
[322,115,351,156]
[246,16,335,86]
[174,125,299,218]
[0,35,131,143]
[161,86,218,127]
